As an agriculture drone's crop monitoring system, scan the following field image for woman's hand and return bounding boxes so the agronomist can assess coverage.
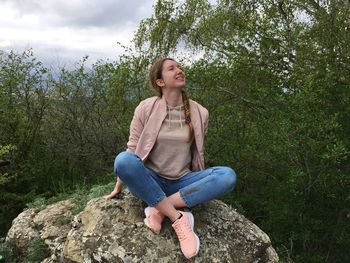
[104,179,123,200]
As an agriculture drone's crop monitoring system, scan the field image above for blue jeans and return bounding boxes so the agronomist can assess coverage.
[114,151,237,207]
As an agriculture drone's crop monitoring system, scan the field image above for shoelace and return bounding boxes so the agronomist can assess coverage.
[175,220,191,241]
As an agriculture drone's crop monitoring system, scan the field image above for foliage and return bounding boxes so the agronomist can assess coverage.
[0,236,49,263]
[0,238,18,263]
[24,237,49,263]
[25,181,116,214]
[25,197,47,210]
[134,0,350,262]
[1,0,349,262]
[0,49,147,236]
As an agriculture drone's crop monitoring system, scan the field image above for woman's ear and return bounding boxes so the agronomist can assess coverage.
[156,79,165,87]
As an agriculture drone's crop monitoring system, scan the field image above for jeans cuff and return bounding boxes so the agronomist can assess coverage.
[149,193,166,207]
[179,190,192,208]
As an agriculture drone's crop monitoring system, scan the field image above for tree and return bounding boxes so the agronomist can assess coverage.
[0,49,49,235]
[134,0,350,261]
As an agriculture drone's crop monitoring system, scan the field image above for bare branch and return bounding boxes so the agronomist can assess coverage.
[216,86,267,110]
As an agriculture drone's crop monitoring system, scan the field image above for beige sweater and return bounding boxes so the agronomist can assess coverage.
[145,105,193,180]
[127,96,208,172]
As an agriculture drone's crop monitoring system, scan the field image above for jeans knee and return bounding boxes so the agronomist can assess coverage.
[217,167,237,192]
[114,151,138,175]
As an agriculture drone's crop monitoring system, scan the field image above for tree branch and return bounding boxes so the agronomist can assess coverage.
[216,86,267,110]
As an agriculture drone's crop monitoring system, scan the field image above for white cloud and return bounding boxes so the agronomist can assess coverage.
[0,0,155,67]
[2,0,153,28]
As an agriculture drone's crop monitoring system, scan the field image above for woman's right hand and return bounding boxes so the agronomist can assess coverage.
[104,179,123,200]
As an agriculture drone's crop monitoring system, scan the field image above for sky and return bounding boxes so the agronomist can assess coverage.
[0,0,155,68]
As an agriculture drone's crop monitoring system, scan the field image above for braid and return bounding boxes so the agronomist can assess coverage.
[182,90,194,142]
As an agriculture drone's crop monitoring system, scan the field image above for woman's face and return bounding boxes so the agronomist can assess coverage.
[157,59,185,90]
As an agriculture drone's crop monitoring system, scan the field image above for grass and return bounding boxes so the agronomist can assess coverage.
[24,237,49,263]
[25,181,115,214]
[0,236,49,263]
[0,238,17,263]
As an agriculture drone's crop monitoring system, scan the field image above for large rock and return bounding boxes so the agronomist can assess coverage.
[6,191,279,262]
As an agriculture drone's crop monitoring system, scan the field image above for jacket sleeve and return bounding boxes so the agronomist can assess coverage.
[126,103,145,152]
[204,109,209,137]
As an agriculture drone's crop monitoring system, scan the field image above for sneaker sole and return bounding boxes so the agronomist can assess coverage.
[185,212,200,257]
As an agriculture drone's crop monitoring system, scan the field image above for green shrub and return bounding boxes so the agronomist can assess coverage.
[24,237,49,263]
[0,238,18,263]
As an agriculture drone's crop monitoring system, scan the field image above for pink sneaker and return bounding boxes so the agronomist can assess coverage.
[144,206,165,234]
[172,211,200,259]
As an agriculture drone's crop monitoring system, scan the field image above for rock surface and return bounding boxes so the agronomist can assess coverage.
[6,191,279,262]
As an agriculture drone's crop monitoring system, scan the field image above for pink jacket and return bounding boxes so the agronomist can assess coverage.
[127,96,209,171]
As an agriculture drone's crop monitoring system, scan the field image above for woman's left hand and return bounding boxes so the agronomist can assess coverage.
[104,179,123,199]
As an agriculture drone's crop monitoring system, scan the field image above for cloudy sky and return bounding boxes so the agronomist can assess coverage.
[0,0,155,67]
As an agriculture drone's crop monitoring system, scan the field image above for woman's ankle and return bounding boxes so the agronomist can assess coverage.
[170,211,183,223]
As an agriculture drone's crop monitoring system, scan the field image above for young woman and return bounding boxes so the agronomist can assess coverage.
[105,58,237,259]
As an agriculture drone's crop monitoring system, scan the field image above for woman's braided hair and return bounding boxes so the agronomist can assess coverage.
[149,58,194,141]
